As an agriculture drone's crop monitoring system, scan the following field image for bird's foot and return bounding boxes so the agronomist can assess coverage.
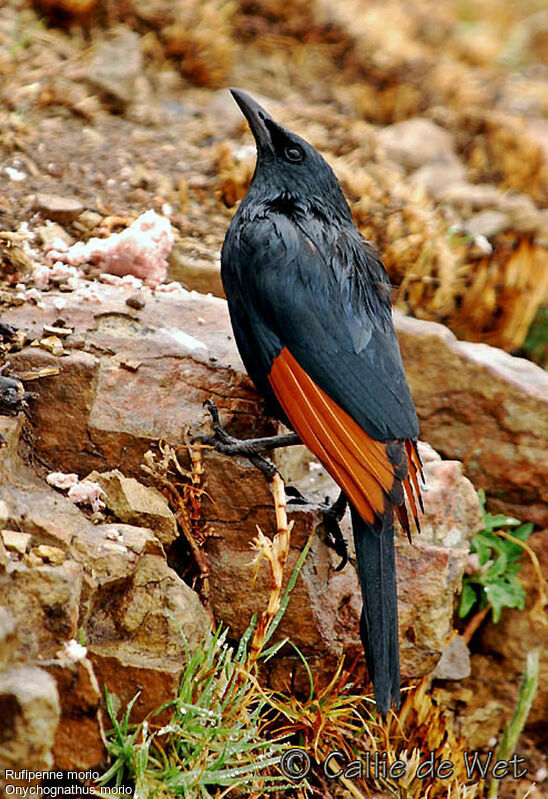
[194,399,300,482]
[286,486,348,571]
[319,491,348,571]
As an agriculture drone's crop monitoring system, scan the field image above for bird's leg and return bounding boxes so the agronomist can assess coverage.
[319,491,348,571]
[195,399,300,481]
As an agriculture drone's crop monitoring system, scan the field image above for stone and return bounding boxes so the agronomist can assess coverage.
[377,118,456,171]
[86,469,178,547]
[463,210,510,238]
[43,657,104,770]
[32,194,85,224]
[0,536,7,572]
[0,666,60,770]
[87,641,185,725]
[0,607,17,669]
[168,248,224,297]
[433,635,471,681]
[395,311,548,526]
[0,500,8,527]
[30,545,66,565]
[202,446,475,686]
[84,553,210,655]
[1,530,31,555]
[440,182,503,209]
[88,30,143,106]
[406,442,483,549]
[2,283,544,689]
[0,560,83,661]
[498,193,545,233]
[409,158,468,200]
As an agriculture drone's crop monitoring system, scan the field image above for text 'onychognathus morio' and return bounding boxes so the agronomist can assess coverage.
[220,89,423,716]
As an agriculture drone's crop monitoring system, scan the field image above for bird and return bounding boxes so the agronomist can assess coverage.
[220,89,423,716]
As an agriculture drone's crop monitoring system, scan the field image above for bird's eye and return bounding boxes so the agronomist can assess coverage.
[283,145,304,163]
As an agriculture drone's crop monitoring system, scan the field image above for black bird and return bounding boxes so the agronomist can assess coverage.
[220,89,423,716]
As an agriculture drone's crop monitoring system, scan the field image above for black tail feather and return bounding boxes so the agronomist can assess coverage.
[351,503,400,717]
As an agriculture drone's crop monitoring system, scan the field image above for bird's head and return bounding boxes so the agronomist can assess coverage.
[230,89,352,220]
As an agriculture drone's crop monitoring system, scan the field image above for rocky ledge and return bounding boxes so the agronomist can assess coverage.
[0,279,546,771]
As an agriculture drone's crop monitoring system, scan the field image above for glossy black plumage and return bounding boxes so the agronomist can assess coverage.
[221,89,420,716]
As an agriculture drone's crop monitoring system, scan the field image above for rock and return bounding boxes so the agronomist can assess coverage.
[2,283,544,689]
[0,536,7,572]
[202,445,475,686]
[168,247,224,297]
[409,158,468,200]
[32,194,85,224]
[43,657,104,770]
[0,560,83,661]
[406,443,483,549]
[433,635,471,680]
[377,118,456,171]
[86,469,178,547]
[0,607,17,669]
[396,311,548,526]
[88,30,143,106]
[1,529,31,555]
[30,545,66,565]
[463,210,510,238]
[87,641,186,724]
[0,666,60,770]
[0,499,8,527]
[498,193,545,233]
[85,553,210,655]
[439,182,503,209]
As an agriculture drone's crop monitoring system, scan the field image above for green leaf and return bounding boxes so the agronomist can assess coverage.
[458,582,479,618]
[485,581,526,623]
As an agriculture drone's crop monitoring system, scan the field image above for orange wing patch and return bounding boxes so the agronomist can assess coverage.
[269,347,422,531]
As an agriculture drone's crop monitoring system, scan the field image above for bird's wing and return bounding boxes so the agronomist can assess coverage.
[223,213,422,524]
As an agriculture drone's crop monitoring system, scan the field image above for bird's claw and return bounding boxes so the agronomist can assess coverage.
[286,485,349,570]
[195,399,280,482]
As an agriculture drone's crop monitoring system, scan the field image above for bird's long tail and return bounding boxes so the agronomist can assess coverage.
[351,502,400,717]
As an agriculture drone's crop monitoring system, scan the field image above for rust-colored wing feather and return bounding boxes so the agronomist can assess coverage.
[269,347,421,534]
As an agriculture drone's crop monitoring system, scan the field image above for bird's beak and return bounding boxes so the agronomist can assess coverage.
[230,89,273,151]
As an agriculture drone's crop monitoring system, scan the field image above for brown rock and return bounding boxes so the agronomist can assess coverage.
[1,530,31,555]
[88,641,184,724]
[32,194,85,223]
[88,30,143,106]
[409,158,468,200]
[0,536,7,573]
[377,118,456,171]
[395,311,548,526]
[86,469,178,546]
[202,446,475,685]
[463,210,510,238]
[0,666,60,770]
[433,635,471,681]
[0,560,82,661]
[0,500,8,528]
[43,657,104,770]
[0,607,17,669]
[85,553,210,654]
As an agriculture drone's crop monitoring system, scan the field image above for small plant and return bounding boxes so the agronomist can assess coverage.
[458,490,534,626]
[98,625,295,798]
